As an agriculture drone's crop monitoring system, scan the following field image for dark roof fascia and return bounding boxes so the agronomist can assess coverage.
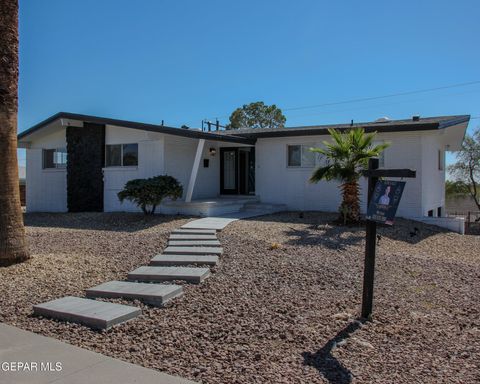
[228,122,439,139]
[221,115,471,139]
[437,115,470,129]
[17,112,255,145]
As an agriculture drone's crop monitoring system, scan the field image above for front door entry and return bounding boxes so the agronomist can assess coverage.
[220,148,238,194]
[220,147,255,195]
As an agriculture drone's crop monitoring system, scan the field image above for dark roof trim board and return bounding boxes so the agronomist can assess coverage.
[218,115,471,139]
[18,112,470,144]
[17,112,255,145]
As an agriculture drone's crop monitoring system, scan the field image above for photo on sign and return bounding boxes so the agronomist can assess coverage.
[366,180,406,225]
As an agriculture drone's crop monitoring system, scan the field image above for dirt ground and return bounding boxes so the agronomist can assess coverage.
[0,212,478,383]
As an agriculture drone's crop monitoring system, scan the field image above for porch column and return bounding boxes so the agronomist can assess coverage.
[185,139,205,203]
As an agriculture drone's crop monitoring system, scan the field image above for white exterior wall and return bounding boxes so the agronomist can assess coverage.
[420,133,445,216]
[103,125,165,212]
[255,136,342,212]
[105,130,221,212]
[26,129,67,212]
[255,131,437,218]
[163,136,220,200]
[378,131,423,218]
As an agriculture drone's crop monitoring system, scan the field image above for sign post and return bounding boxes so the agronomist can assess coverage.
[361,158,379,319]
[361,159,416,319]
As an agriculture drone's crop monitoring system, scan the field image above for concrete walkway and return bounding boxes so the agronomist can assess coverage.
[0,323,196,384]
[181,209,275,230]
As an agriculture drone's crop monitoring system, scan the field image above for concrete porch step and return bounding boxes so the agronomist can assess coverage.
[163,246,223,256]
[150,254,219,267]
[169,234,218,241]
[33,296,141,330]
[171,228,217,235]
[168,240,221,247]
[85,281,183,307]
[243,202,287,212]
[181,217,237,230]
[128,266,211,284]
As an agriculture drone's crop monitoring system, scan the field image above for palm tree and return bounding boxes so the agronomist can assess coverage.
[310,128,389,223]
[0,0,29,266]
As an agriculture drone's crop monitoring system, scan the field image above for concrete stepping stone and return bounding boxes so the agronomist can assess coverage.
[150,254,219,267]
[128,266,211,284]
[163,246,223,256]
[85,281,183,307]
[168,239,221,247]
[172,228,217,235]
[169,234,218,240]
[33,296,141,330]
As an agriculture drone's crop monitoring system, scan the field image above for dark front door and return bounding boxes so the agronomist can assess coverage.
[220,148,238,194]
[66,123,105,212]
[220,147,255,195]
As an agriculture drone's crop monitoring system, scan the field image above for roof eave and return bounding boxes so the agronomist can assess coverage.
[17,112,256,145]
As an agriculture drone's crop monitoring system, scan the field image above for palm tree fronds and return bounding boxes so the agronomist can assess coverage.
[309,127,390,223]
[309,165,334,183]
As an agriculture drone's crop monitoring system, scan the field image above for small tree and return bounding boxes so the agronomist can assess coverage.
[117,175,183,215]
[309,128,389,223]
[448,128,480,210]
[227,101,286,129]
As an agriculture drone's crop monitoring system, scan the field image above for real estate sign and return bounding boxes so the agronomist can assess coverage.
[366,180,406,225]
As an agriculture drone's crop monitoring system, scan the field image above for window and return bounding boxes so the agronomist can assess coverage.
[43,148,67,169]
[438,149,444,170]
[378,150,385,168]
[374,141,386,168]
[105,144,138,167]
[287,145,315,167]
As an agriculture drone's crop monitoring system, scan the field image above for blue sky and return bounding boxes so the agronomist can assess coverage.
[18,0,480,167]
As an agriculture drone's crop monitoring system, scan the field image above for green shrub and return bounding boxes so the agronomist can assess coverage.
[117,175,183,215]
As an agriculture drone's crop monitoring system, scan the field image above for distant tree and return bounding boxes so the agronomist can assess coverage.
[227,101,286,129]
[0,0,30,266]
[445,180,471,199]
[309,128,389,224]
[448,128,480,210]
[118,175,183,215]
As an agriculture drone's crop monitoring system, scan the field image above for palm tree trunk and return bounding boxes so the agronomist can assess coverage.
[340,181,361,223]
[0,0,29,266]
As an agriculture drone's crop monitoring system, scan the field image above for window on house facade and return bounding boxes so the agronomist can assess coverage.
[43,148,67,169]
[438,149,444,170]
[105,144,138,167]
[287,145,315,167]
[378,150,385,168]
[373,141,386,168]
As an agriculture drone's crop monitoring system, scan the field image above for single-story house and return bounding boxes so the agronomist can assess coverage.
[17,112,470,226]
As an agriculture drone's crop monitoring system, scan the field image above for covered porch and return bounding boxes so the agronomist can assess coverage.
[161,132,263,216]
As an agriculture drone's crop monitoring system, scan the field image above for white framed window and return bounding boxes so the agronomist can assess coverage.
[105,143,138,167]
[43,148,67,169]
[378,150,385,168]
[373,141,386,168]
[287,144,316,167]
[438,149,444,170]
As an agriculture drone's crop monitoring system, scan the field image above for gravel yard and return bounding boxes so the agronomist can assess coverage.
[1,212,479,383]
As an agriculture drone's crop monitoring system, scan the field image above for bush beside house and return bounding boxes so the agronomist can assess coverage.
[117,175,183,215]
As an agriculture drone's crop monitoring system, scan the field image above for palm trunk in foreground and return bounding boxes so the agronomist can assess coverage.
[340,181,361,223]
[0,0,29,266]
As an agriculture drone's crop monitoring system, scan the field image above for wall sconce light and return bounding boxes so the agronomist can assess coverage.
[209,148,216,156]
